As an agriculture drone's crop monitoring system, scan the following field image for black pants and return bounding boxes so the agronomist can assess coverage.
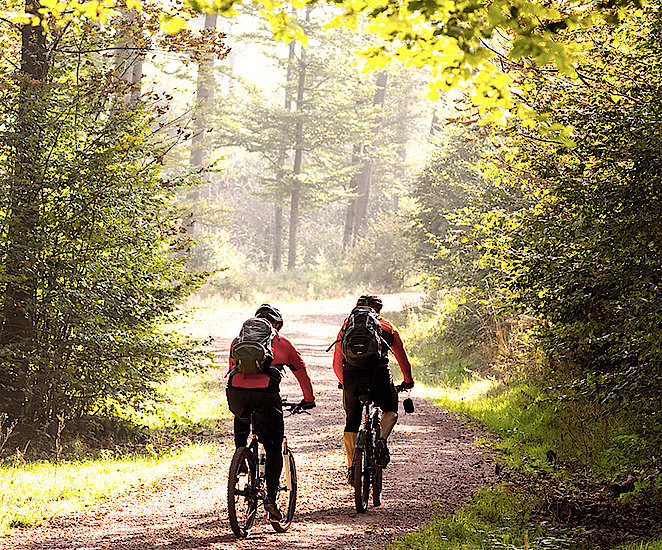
[342,366,398,433]
[226,387,284,501]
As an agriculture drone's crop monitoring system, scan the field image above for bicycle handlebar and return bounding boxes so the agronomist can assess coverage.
[282,401,313,415]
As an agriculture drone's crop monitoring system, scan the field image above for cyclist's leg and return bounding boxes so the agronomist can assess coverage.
[252,392,284,515]
[374,367,399,439]
[342,369,364,476]
[343,432,358,467]
[233,417,251,448]
[373,368,399,467]
[226,387,252,448]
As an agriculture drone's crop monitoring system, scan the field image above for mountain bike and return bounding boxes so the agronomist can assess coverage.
[227,401,306,538]
[351,383,409,513]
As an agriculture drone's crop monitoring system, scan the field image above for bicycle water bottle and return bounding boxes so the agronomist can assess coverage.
[259,452,266,476]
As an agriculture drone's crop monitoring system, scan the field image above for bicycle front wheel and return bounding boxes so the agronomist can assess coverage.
[271,448,297,532]
[228,447,258,538]
[353,443,371,513]
[372,463,382,507]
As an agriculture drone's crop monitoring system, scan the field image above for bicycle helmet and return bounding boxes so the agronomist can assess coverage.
[255,303,284,331]
[356,294,383,313]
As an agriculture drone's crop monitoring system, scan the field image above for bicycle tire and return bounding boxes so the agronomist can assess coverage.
[228,447,258,538]
[372,463,382,507]
[353,443,371,513]
[271,448,297,532]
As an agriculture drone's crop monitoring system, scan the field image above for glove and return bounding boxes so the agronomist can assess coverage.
[299,399,316,410]
[399,380,414,391]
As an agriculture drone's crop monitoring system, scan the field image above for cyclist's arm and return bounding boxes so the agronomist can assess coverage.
[381,319,414,384]
[279,336,315,402]
[228,337,236,370]
[391,330,414,384]
[332,327,344,385]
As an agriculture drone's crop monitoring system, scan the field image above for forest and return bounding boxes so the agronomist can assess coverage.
[0,0,660,548]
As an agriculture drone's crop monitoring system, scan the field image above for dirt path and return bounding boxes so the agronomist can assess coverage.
[1,295,496,550]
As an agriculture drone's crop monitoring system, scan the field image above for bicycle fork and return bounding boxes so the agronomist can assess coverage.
[283,437,294,491]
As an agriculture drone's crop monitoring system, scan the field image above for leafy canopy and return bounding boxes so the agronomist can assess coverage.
[2,0,644,123]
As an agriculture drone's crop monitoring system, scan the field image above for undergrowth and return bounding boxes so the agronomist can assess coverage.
[390,485,579,550]
[0,364,232,536]
[389,297,661,550]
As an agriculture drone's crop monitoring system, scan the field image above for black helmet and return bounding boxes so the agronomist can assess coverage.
[255,303,283,331]
[356,294,383,313]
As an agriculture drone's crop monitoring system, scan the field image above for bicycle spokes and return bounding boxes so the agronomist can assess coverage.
[228,448,258,538]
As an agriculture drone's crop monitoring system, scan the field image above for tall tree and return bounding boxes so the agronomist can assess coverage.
[0,3,227,428]
[287,8,309,270]
[273,40,296,271]
[114,7,144,106]
[0,0,49,418]
[343,71,387,250]
[190,13,218,174]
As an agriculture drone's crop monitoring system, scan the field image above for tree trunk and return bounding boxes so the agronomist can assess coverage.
[188,13,218,236]
[287,17,308,271]
[342,144,362,251]
[1,0,48,420]
[354,72,387,240]
[273,206,283,271]
[190,13,217,172]
[343,72,388,248]
[287,187,300,271]
[114,9,143,105]
[273,40,297,272]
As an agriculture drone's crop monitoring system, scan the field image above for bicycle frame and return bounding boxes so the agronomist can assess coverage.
[352,392,384,513]
[244,425,294,501]
[355,397,380,453]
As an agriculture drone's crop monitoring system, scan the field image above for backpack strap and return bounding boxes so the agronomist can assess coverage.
[325,338,341,353]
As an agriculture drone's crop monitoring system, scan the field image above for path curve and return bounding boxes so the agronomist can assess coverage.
[1,295,496,550]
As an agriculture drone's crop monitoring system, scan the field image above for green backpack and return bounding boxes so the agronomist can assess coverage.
[230,317,275,374]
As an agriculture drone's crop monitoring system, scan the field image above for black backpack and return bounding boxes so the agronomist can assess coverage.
[230,317,275,374]
[341,306,383,367]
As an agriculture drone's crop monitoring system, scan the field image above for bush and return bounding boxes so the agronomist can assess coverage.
[343,215,418,292]
[0,76,207,433]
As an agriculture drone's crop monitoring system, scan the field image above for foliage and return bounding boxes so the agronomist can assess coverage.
[616,536,662,550]
[342,214,418,292]
[183,0,644,124]
[407,1,662,483]
[0,6,216,432]
[409,130,524,292]
[482,3,662,459]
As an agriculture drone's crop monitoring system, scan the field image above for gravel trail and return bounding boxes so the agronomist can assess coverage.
[1,295,496,549]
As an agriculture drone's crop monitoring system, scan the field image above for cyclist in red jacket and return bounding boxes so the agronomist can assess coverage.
[227,304,315,520]
[332,294,414,483]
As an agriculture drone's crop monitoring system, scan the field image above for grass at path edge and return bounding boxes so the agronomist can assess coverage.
[0,443,213,536]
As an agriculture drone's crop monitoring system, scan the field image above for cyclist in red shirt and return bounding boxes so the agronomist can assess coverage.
[227,304,315,520]
[332,295,414,482]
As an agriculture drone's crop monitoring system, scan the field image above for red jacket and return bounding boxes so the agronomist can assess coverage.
[229,333,315,402]
[332,316,414,385]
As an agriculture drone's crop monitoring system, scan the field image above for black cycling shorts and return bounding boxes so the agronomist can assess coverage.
[225,387,284,446]
[342,366,398,433]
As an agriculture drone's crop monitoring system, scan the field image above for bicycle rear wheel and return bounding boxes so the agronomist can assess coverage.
[353,443,371,513]
[228,447,258,538]
[271,448,297,532]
